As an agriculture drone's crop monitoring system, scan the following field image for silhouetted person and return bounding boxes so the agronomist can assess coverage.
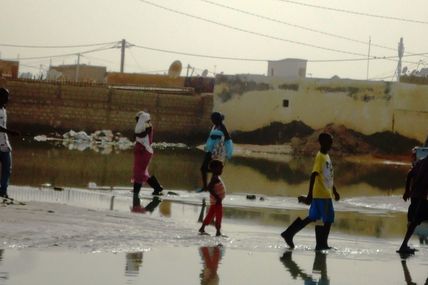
[198,112,232,192]
[0,88,19,200]
[397,155,428,254]
[281,133,340,250]
[199,246,223,285]
[131,111,163,213]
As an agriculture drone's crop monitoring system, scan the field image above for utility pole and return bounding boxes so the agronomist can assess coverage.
[366,36,371,80]
[120,39,126,73]
[397,37,404,82]
[75,53,81,82]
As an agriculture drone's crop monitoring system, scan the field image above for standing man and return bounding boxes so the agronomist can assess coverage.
[0,88,20,199]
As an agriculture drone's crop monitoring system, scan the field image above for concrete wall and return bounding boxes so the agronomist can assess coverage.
[214,75,428,142]
[5,80,213,141]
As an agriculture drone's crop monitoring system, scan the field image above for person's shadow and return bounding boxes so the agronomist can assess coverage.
[399,254,428,285]
[280,250,329,285]
[199,245,224,285]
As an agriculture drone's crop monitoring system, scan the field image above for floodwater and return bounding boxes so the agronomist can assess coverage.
[9,138,416,238]
[1,138,427,285]
[0,247,427,285]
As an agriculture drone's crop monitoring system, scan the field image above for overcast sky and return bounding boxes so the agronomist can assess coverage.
[1,0,427,80]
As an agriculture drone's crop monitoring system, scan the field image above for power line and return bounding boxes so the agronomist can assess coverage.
[277,0,428,25]
[201,0,396,52]
[137,0,371,57]
[0,41,118,49]
[132,42,427,63]
[8,45,116,61]
[133,43,268,61]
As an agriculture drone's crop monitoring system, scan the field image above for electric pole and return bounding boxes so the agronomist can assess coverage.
[75,53,81,82]
[120,39,126,73]
[366,36,371,80]
[397,37,404,82]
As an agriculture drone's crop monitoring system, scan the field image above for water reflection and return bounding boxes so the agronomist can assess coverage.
[0,249,9,282]
[399,255,428,285]
[125,252,144,277]
[199,246,224,285]
[280,251,329,285]
[11,139,410,199]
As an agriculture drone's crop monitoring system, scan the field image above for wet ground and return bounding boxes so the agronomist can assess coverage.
[0,138,427,284]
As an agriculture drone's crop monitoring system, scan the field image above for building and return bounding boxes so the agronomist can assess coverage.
[267,58,307,79]
[0,60,19,79]
[47,64,107,83]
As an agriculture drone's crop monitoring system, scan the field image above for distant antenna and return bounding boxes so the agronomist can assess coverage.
[168,60,182,78]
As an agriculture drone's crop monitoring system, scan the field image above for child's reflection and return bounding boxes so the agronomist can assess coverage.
[280,250,329,285]
[199,245,224,285]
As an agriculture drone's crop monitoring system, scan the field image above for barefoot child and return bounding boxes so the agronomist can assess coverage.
[199,160,226,236]
[281,132,340,250]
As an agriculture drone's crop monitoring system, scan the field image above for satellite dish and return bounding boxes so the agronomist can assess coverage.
[168,60,182,78]
[201,69,208,77]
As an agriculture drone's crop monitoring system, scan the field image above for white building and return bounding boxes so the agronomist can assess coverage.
[267,58,307,78]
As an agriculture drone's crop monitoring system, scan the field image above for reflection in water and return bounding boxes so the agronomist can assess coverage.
[0,249,9,281]
[125,252,144,277]
[399,255,428,285]
[280,251,329,285]
[144,196,162,213]
[199,246,224,285]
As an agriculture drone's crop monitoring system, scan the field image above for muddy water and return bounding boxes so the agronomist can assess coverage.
[8,139,422,240]
[11,139,409,198]
[0,247,426,285]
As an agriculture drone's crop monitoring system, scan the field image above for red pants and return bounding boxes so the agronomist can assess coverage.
[203,204,223,229]
[132,143,152,184]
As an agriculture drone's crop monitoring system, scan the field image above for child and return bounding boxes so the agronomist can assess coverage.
[198,112,233,192]
[131,111,163,212]
[0,88,19,199]
[397,154,428,254]
[198,160,226,236]
[281,132,340,250]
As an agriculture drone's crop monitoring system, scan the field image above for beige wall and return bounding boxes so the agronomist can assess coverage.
[214,75,428,142]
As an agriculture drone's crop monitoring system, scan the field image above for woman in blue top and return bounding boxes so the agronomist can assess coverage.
[198,112,233,192]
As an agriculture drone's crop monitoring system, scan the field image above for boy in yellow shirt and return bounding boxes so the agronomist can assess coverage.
[281,132,340,250]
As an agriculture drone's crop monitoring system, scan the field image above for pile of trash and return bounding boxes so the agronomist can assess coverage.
[34,130,189,154]
[34,130,133,154]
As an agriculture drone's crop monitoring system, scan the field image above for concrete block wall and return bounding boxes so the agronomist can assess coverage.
[6,80,213,141]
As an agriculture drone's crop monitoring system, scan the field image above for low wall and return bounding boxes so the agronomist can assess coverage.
[214,75,428,143]
[5,80,213,142]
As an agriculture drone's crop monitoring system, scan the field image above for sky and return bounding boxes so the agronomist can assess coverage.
[1,0,428,80]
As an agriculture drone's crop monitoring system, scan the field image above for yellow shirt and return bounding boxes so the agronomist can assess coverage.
[312,151,334,199]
